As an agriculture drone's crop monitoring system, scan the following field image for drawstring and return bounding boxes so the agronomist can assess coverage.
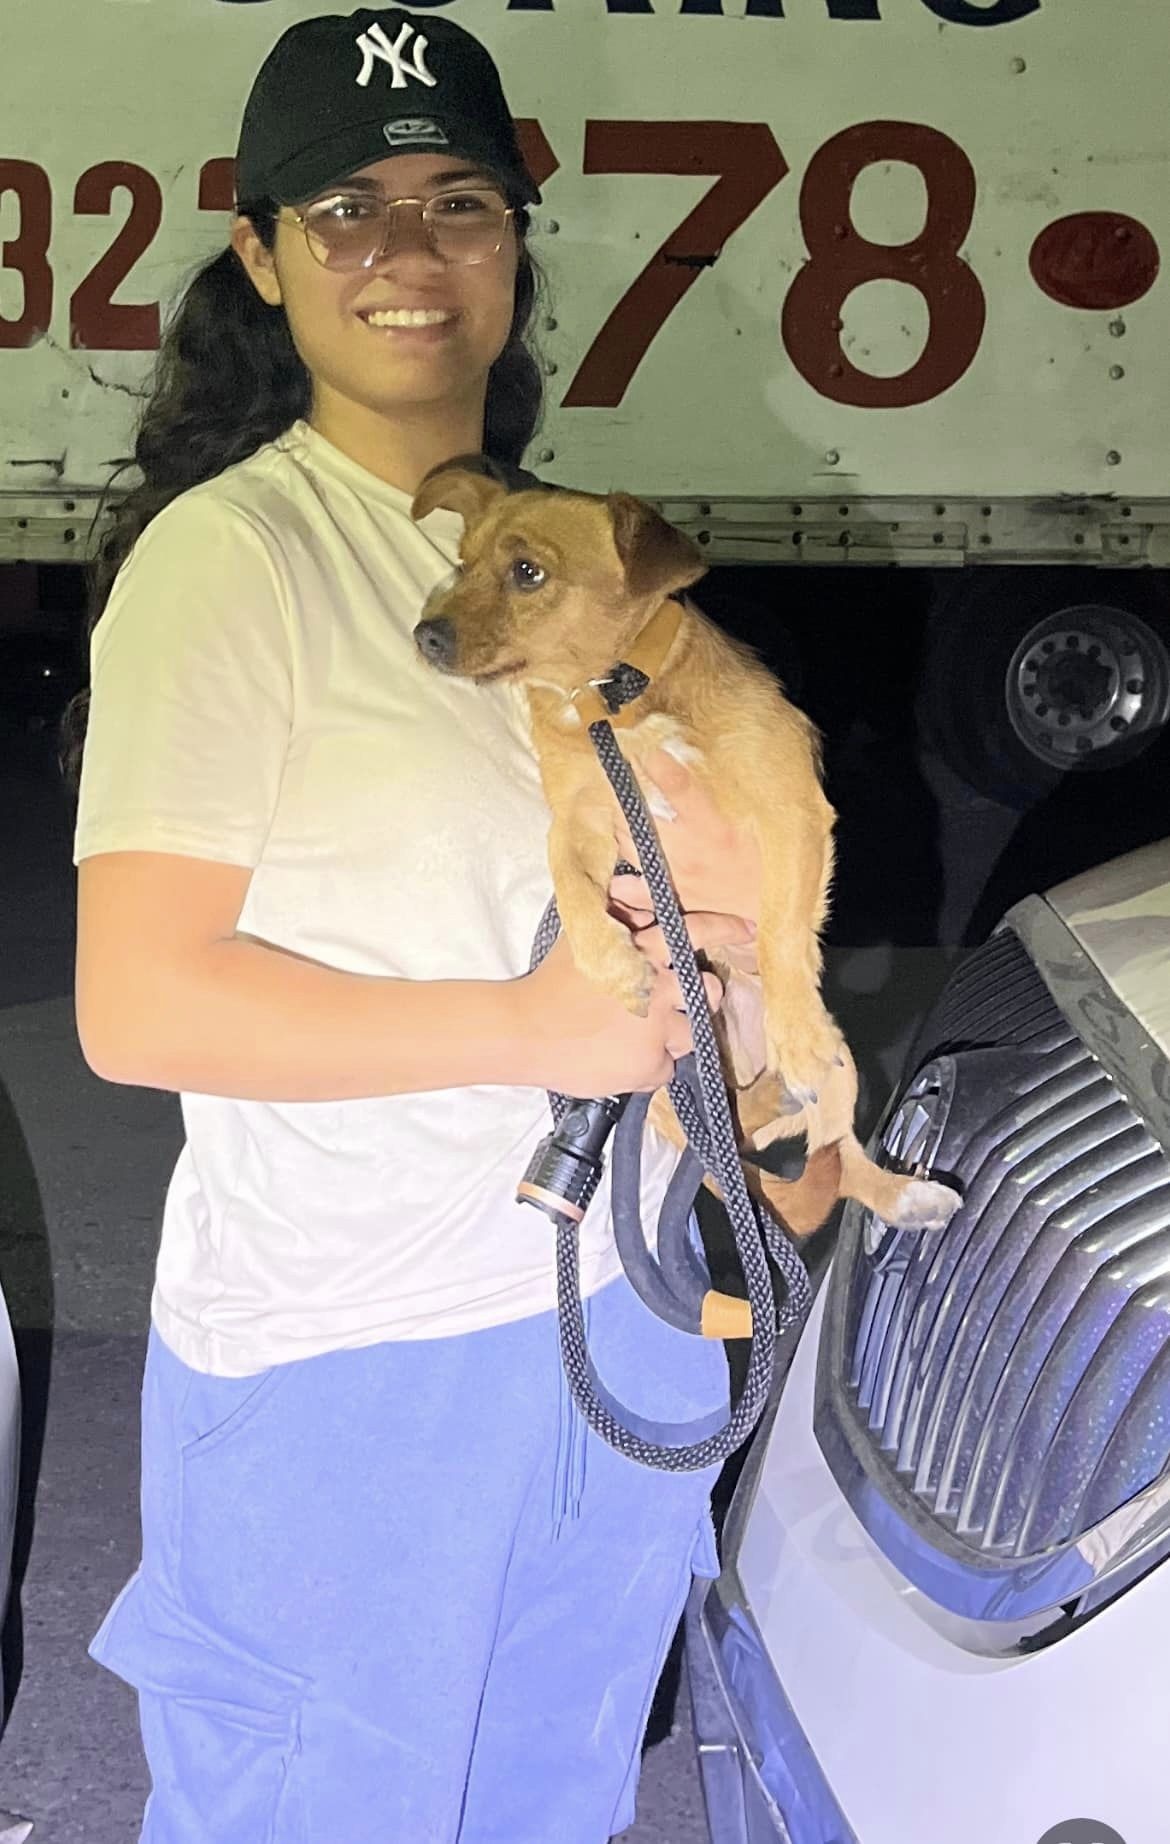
[552,1289,590,1538]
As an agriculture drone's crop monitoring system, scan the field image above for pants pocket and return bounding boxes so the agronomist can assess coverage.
[177,1363,290,1470]
[607,1507,721,1837]
[91,1573,309,1844]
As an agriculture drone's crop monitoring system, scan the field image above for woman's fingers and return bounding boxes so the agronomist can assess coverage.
[702,969,726,1011]
[664,1017,691,1061]
[642,745,694,804]
[608,870,649,917]
[662,973,726,1058]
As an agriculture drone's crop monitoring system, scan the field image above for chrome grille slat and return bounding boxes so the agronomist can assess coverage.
[876,1059,1098,1362]
[847,1265,887,1399]
[849,1082,945,1416]
[854,1272,902,1414]
[867,1284,911,1437]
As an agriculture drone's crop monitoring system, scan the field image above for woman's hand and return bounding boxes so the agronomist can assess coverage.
[609,747,763,928]
[515,911,753,1099]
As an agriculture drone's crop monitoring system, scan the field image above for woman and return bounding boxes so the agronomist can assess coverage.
[62,9,762,1840]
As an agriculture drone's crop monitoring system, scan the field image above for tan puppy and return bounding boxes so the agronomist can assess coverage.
[412,464,961,1258]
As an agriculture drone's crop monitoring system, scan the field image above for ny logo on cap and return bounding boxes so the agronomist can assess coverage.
[356,21,437,91]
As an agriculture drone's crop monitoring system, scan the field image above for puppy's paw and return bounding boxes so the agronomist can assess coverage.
[885,1178,962,1233]
[611,949,655,1017]
[766,1019,843,1109]
[576,926,654,1017]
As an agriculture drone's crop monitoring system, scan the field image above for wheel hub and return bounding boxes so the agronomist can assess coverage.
[1007,604,1169,767]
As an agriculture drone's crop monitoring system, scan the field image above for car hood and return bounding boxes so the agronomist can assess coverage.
[1044,836,1170,1063]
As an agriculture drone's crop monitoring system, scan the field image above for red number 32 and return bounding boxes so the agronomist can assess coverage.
[0,159,161,351]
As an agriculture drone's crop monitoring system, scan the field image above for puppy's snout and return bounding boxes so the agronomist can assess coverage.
[414,616,457,670]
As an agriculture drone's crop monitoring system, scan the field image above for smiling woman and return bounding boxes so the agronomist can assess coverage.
[58,8,745,1843]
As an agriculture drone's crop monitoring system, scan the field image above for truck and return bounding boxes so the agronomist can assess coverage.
[1,0,1167,805]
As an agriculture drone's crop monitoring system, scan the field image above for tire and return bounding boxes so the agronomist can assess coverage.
[915,568,1170,809]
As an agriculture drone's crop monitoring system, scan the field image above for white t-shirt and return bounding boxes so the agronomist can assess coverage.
[73,419,680,1377]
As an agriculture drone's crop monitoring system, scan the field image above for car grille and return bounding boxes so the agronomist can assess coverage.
[839,925,1170,1565]
[917,924,1074,1052]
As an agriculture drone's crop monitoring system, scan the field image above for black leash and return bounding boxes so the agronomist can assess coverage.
[525,719,812,1473]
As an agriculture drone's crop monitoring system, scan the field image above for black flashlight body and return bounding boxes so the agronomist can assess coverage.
[516,1094,629,1226]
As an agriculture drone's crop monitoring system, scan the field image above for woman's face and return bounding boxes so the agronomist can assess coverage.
[235,152,521,428]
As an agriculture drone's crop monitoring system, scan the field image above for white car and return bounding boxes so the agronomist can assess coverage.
[0,1287,18,1719]
[688,838,1170,1844]
[0,1283,32,1844]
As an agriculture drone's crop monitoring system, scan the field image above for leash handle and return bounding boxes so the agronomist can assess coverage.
[516,1094,627,1224]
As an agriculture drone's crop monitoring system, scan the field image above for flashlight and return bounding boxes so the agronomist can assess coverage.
[516,1094,629,1226]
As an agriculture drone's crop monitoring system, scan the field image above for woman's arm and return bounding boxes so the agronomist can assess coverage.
[76,850,744,1102]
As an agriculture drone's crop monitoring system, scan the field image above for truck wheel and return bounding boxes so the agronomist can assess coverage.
[915,568,1170,809]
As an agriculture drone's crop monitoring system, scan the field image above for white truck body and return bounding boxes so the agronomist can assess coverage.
[1,0,1168,567]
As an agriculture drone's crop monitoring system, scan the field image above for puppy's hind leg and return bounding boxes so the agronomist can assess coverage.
[799,1045,959,1234]
[754,815,843,1107]
[838,1135,961,1233]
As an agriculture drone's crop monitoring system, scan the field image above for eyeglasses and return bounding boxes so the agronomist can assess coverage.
[285,186,515,272]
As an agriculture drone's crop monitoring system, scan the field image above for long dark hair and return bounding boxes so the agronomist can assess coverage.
[57,201,545,797]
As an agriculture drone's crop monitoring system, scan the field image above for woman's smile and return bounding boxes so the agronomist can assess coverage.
[355,301,461,344]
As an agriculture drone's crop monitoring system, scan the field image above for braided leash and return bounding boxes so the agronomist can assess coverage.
[530,720,812,1472]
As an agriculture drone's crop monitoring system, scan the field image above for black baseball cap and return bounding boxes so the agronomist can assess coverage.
[235,7,541,210]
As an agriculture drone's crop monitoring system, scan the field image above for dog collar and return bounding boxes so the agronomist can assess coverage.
[571,597,684,729]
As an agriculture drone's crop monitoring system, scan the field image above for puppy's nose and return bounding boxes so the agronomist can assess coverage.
[414,617,457,669]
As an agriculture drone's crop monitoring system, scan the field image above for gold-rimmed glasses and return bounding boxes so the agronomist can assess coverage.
[284,186,514,271]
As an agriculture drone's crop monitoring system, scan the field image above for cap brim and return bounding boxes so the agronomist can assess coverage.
[264,117,540,208]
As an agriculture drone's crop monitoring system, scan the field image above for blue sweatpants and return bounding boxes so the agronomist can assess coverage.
[90,1270,728,1843]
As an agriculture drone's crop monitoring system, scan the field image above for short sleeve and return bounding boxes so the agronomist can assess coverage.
[72,493,294,869]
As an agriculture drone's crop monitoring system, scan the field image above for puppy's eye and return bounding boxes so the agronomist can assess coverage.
[510,558,546,592]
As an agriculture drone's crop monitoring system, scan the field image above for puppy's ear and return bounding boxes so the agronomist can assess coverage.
[412,459,509,527]
[607,493,707,599]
